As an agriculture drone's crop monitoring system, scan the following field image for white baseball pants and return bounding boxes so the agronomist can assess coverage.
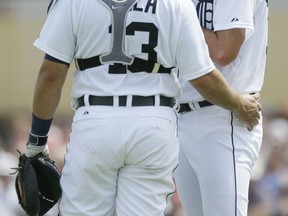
[175,105,263,216]
[59,106,179,216]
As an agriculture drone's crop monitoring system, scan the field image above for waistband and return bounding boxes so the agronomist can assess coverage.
[75,95,175,109]
[178,100,213,113]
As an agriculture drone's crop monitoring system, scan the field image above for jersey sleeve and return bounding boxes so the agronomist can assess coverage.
[213,0,255,37]
[176,0,215,81]
[33,0,75,64]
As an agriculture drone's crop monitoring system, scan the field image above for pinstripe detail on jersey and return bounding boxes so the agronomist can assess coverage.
[230,111,238,216]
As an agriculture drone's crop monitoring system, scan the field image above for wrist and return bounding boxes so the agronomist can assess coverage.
[31,113,53,136]
[28,133,48,146]
[229,93,243,113]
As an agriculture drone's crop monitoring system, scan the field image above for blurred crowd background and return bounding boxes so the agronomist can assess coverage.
[1,0,288,215]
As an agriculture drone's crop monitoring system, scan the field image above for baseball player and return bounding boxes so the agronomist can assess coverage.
[174,0,268,216]
[24,0,261,215]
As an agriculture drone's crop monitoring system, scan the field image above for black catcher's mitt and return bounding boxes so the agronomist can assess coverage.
[12,152,62,216]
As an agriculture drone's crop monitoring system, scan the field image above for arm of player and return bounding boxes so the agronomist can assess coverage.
[32,59,69,120]
[25,59,69,158]
[189,68,261,130]
[202,28,245,66]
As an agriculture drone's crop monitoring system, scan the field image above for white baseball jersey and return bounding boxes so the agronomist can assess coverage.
[34,0,215,101]
[179,0,268,103]
[175,1,269,215]
[33,0,219,215]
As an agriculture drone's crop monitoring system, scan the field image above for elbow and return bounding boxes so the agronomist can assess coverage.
[212,51,236,66]
[38,68,60,83]
[38,60,68,84]
[215,56,233,66]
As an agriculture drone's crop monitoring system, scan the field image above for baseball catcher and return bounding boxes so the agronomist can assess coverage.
[11,133,62,216]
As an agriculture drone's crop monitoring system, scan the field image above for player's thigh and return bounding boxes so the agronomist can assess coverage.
[183,107,262,216]
[59,107,124,216]
[59,151,118,216]
[116,164,176,216]
[196,117,251,216]
[174,149,204,216]
[201,162,251,216]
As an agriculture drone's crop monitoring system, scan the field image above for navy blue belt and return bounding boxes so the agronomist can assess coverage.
[76,95,175,109]
[178,100,213,113]
[178,93,257,113]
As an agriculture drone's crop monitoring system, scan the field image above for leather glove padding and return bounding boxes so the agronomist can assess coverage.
[14,153,62,216]
[30,155,62,215]
[15,154,40,216]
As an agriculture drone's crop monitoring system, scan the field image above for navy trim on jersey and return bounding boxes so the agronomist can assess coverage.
[44,54,70,67]
[230,112,238,216]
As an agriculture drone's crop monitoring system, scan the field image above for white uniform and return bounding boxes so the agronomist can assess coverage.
[175,0,268,215]
[34,0,215,215]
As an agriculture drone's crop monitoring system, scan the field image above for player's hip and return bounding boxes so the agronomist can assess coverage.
[178,106,263,164]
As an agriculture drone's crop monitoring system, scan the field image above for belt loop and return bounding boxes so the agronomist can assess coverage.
[193,102,201,109]
[84,94,90,106]
[74,59,80,70]
[189,102,200,110]
[188,102,196,111]
[113,96,119,107]
[152,63,160,73]
[154,94,160,106]
[173,98,180,112]
[70,98,78,111]
[126,95,133,107]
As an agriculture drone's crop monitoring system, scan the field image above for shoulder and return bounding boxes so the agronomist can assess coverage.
[47,0,59,14]
[47,0,76,14]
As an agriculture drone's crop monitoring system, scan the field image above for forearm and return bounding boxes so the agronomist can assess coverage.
[190,68,241,112]
[33,79,62,120]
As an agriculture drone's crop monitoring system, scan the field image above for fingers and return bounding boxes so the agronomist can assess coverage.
[247,126,253,132]
[247,92,262,112]
[236,92,262,131]
[238,109,260,132]
[245,113,260,131]
[246,121,257,132]
[252,93,262,112]
[252,92,261,101]
[255,109,260,119]
[258,102,262,112]
[242,92,261,105]
[253,119,259,127]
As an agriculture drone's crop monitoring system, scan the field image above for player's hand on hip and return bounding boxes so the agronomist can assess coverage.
[234,93,262,131]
